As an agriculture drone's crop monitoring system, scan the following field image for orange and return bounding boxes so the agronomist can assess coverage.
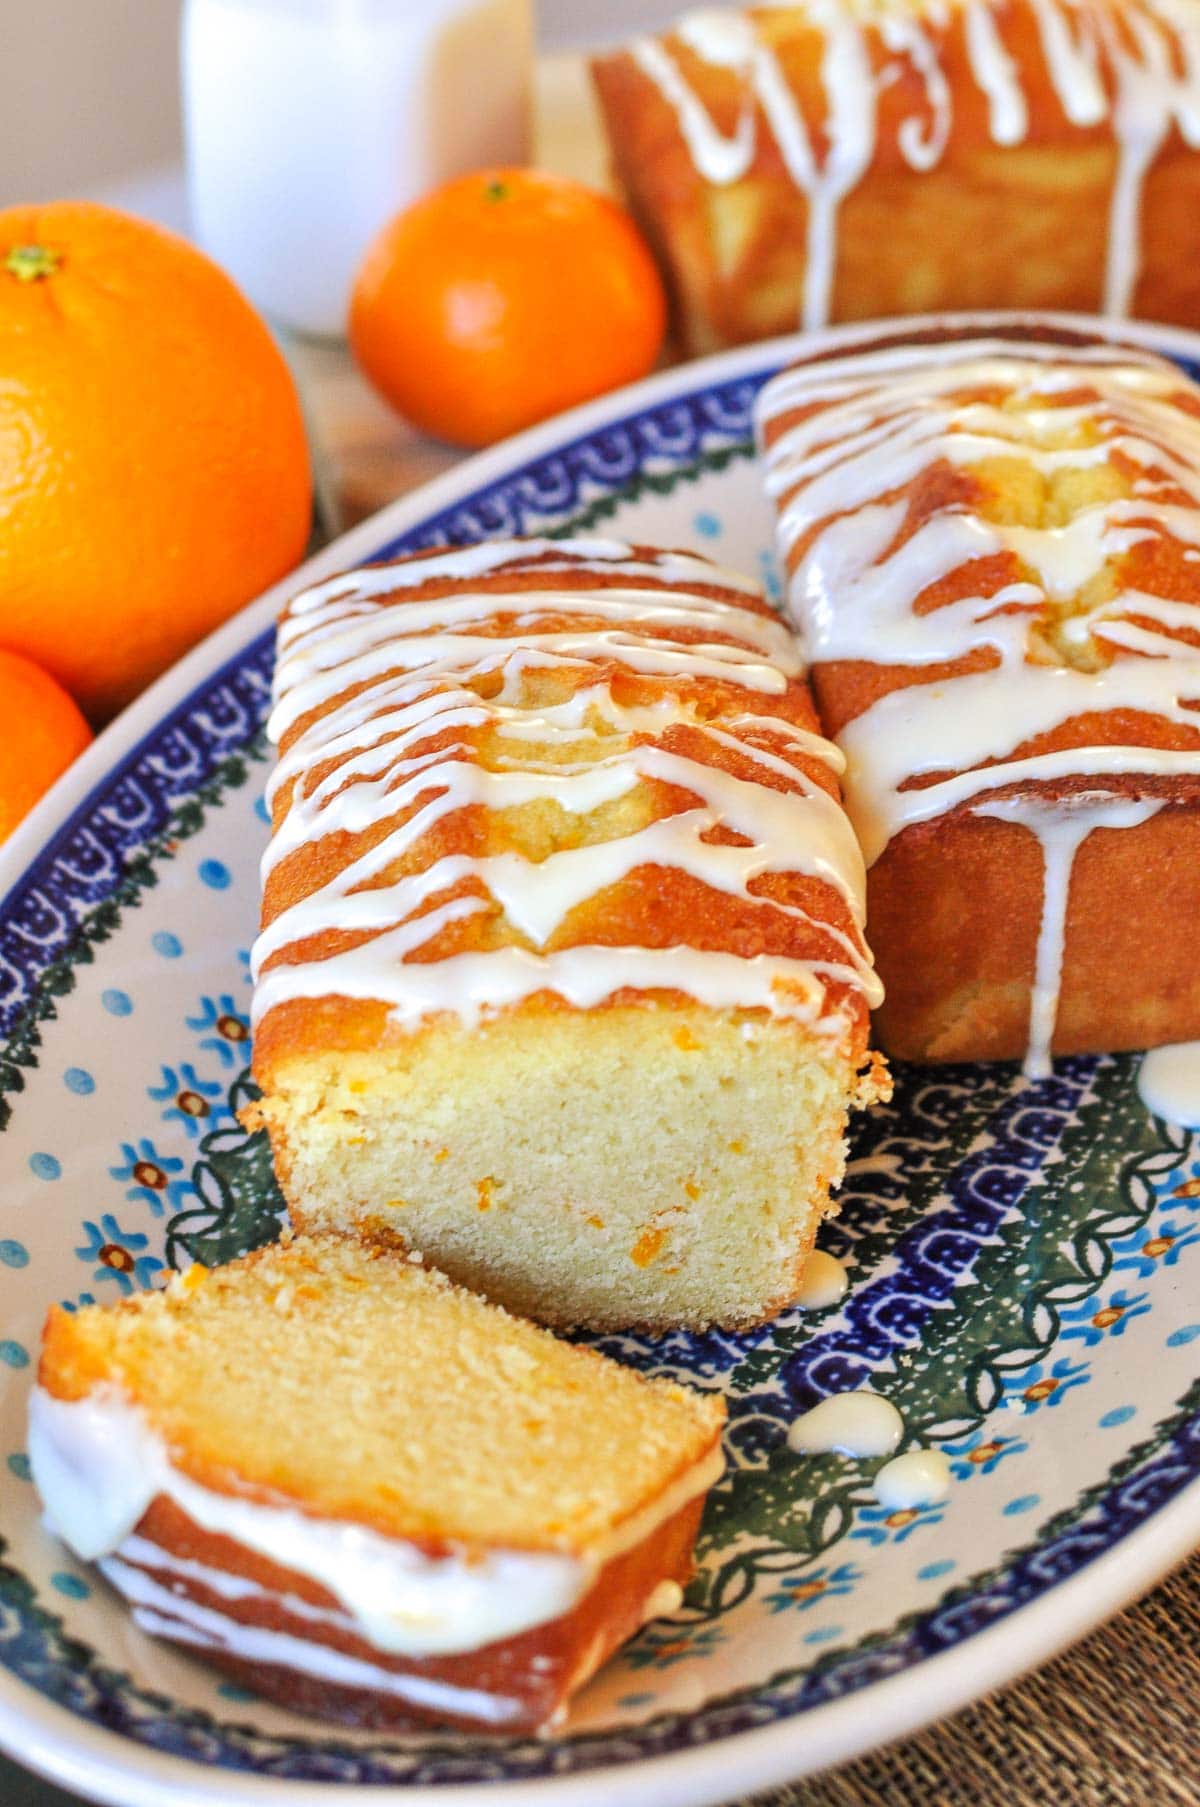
[350,169,667,449]
[0,202,312,722]
[0,648,92,843]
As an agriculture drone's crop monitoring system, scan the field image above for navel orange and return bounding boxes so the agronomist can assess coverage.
[0,649,92,843]
[349,169,667,449]
[0,202,312,721]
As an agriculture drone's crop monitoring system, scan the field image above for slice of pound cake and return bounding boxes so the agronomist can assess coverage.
[28,1233,725,1735]
[249,536,887,1330]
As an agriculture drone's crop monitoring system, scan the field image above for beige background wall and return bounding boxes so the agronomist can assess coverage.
[0,0,674,205]
[0,1,184,201]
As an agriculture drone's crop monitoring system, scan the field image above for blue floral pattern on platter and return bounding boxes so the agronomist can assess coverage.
[1,326,1199,1795]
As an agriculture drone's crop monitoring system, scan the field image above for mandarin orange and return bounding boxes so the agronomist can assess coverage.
[0,648,92,843]
[349,169,667,448]
[0,202,312,721]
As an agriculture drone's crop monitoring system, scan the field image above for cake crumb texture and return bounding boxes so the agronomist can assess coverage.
[38,1232,725,1554]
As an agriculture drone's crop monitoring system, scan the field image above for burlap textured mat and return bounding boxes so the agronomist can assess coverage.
[754,1550,1200,1806]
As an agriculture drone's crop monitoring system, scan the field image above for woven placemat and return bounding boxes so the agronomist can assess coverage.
[4,1551,1199,1806]
[753,1548,1200,1807]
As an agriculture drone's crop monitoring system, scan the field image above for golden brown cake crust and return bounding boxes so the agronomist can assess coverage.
[864,801,1200,1061]
[758,320,1200,1063]
[109,1492,705,1736]
[591,1,1200,353]
[253,539,873,1091]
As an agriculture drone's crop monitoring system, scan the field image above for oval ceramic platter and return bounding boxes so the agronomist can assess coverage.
[2,313,1200,1807]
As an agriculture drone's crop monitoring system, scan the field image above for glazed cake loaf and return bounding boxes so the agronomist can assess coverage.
[757,322,1200,1069]
[28,1234,726,1735]
[249,537,885,1331]
[591,0,1200,354]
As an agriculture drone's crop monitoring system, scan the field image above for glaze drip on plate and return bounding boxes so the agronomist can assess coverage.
[630,0,1200,330]
[787,1390,953,1508]
[758,332,1200,1070]
[786,1389,904,1456]
[794,1247,850,1308]
[1138,1040,1200,1125]
[873,1447,953,1507]
[253,536,881,1036]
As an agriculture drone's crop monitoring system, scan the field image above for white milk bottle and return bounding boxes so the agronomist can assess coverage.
[182,0,533,337]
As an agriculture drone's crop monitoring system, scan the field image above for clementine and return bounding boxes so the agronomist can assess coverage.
[350,169,667,449]
[0,648,92,843]
[0,202,312,721]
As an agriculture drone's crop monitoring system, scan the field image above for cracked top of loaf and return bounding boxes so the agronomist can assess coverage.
[251,537,879,1086]
[756,322,1200,864]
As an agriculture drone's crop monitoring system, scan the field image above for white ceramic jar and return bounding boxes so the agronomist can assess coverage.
[182,0,533,338]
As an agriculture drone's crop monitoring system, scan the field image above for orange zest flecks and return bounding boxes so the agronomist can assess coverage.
[630,1226,668,1268]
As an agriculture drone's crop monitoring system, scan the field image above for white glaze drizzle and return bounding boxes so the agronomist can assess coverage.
[107,1540,679,1719]
[629,0,1200,328]
[29,1385,724,1661]
[117,1533,358,1632]
[794,1247,850,1308]
[253,539,881,1036]
[964,0,1028,143]
[1138,1040,1200,1124]
[786,1389,904,1456]
[104,1559,526,1725]
[758,333,1200,1068]
[975,794,1163,1075]
[872,1446,953,1508]
[285,536,762,619]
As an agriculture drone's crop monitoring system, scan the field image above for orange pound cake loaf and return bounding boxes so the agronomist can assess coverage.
[250,537,885,1331]
[28,1234,726,1735]
[757,322,1200,1069]
[591,1,1200,354]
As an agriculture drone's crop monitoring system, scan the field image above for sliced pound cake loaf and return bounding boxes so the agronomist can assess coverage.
[250,536,887,1330]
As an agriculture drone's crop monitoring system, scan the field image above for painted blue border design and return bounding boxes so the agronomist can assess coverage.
[1,1383,1195,1783]
[2,342,1200,1786]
